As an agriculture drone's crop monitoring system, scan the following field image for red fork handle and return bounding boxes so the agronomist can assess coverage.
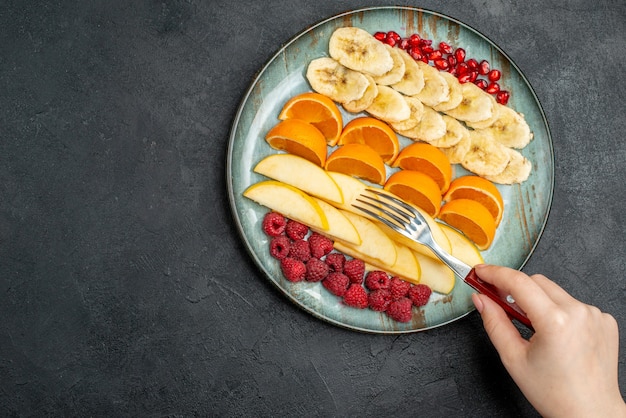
[465,268,534,331]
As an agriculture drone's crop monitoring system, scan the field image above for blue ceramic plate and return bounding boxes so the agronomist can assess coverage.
[227,7,553,333]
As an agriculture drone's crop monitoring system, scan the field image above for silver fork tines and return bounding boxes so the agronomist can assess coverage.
[354,189,430,244]
[353,188,467,279]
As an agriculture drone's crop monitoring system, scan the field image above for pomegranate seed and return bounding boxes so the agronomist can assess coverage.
[434,58,449,70]
[387,31,401,42]
[408,33,421,46]
[488,69,501,81]
[474,79,488,90]
[384,37,397,47]
[467,58,479,70]
[399,38,410,50]
[486,82,500,94]
[418,38,432,47]
[496,90,510,104]
[448,67,457,75]
[458,73,471,83]
[409,47,423,61]
[456,62,469,75]
[439,41,453,54]
[454,47,466,62]
[468,70,478,82]
[374,32,387,41]
[478,60,490,75]
[428,50,443,60]
[420,55,429,63]
[447,55,457,67]
[421,44,434,54]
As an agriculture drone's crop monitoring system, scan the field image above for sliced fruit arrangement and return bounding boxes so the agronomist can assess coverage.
[305,26,533,184]
[245,152,486,292]
[244,25,537,322]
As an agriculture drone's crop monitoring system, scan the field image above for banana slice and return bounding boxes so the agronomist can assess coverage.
[429,115,469,148]
[440,126,472,164]
[389,96,424,131]
[372,45,406,85]
[432,72,464,112]
[412,61,450,107]
[390,49,425,96]
[481,105,533,149]
[395,106,446,142]
[329,27,393,76]
[342,74,378,113]
[464,95,500,129]
[366,85,412,123]
[306,57,370,103]
[484,148,532,184]
[444,82,494,123]
[461,129,511,176]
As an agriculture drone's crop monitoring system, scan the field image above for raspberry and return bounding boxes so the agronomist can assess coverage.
[390,277,411,299]
[280,257,306,282]
[343,259,365,283]
[365,270,390,291]
[368,289,392,312]
[305,258,329,282]
[262,212,286,237]
[343,284,369,309]
[408,284,432,307]
[269,235,291,259]
[386,297,413,322]
[288,239,311,262]
[308,233,334,259]
[285,220,309,240]
[325,253,345,272]
[322,272,350,296]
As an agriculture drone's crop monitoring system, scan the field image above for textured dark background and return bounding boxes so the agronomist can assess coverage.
[1,0,625,416]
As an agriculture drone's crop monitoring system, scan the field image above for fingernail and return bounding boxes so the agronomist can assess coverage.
[471,293,484,313]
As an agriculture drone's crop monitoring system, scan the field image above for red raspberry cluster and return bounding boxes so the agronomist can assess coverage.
[262,212,433,323]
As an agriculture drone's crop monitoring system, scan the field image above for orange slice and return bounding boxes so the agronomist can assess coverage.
[278,92,343,146]
[338,116,400,164]
[384,170,442,217]
[265,119,328,166]
[443,175,505,226]
[438,199,496,250]
[325,143,387,185]
[392,142,453,193]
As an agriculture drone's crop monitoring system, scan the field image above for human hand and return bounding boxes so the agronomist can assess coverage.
[471,264,626,418]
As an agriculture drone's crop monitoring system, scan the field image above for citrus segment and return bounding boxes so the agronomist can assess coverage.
[278,92,343,146]
[265,118,328,166]
[384,170,442,217]
[438,199,496,250]
[392,142,453,193]
[443,175,504,226]
[325,143,387,185]
[338,116,400,164]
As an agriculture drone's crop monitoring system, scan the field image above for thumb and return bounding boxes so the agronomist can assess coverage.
[473,293,529,365]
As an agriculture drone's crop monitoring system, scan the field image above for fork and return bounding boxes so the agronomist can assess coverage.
[353,188,533,329]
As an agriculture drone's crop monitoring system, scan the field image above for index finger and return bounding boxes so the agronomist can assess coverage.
[474,264,556,322]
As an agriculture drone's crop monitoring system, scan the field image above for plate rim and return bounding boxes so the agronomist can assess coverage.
[226,6,555,334]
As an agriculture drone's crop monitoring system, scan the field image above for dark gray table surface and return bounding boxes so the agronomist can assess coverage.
[2,1,625,416]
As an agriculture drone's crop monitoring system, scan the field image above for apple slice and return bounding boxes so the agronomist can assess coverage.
[312,197,361,246]
[335,210,397,267]
[336,240,420,283]
[412,251,456,294]
[326,171,367,211]
[440,223,484,267]
[254,153,343,204]
[243,180,328,231]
